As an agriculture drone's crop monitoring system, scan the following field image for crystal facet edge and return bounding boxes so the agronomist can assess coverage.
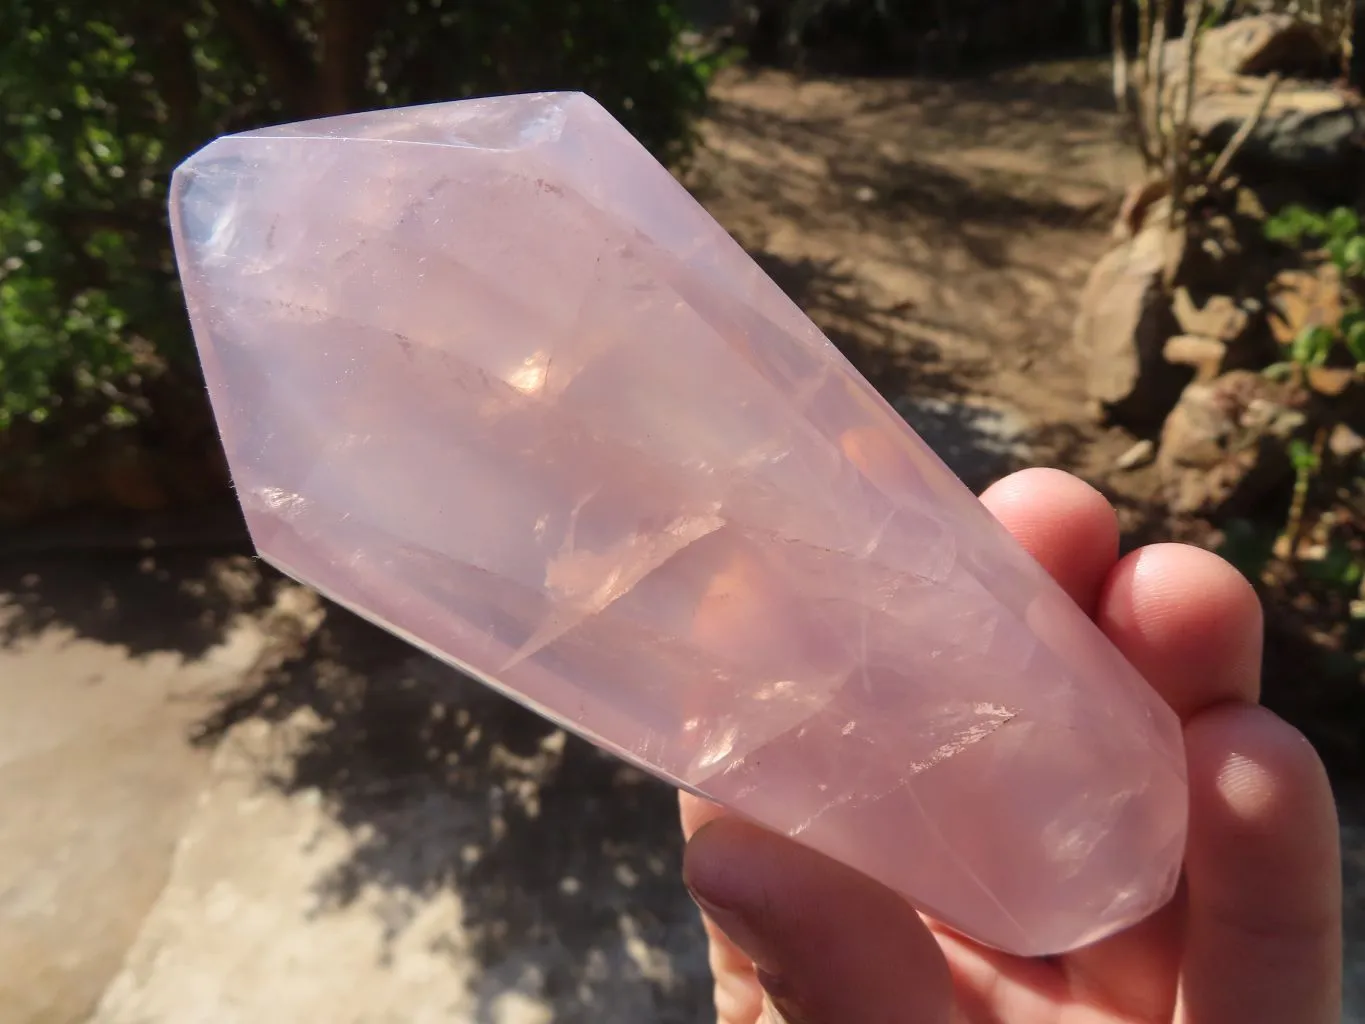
[256,552,717,805]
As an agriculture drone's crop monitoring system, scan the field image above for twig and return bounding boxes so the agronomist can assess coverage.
[1278,424,1330,561]
[1136,0,1154,88]
[1127,0,1165,169]
[1150,0,1171,164]
[1168,0,1210,230]
[1114,0,1156,164]
[1338,0,1355,83]
[1207,72,1281,184]
[1113,1,1131,116]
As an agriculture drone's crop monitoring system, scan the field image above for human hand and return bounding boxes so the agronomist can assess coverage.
[679,468,1342,1024]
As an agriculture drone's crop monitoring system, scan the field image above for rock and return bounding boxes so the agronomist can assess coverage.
[1114,179,1171,241]
[90,660,712,1024]
[0,586,277,1024]
[1163,334,1229,381]
[1115,438,1157,472]
[1308,365,1357,397]
[1269,265,1345,346]
[1160,221,1191,291]
[1198,14,1334,79]
[1163,213,1254,299]
[1330,422,1365,458]
[1172,288,1251,343]
[90,711,483,1024]
[1193,85,1365,201]
[1074,227,1189,428]
[1157,370,1307,516]
[1170,14,1353,155]
[1153,15,1359,193]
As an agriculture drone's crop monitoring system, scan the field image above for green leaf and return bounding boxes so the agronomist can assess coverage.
[1288,438,1320,472]
[1345,316,1365,364]
[1329,206,1362,239]
[1265,205,1310,243]
[1304,541,1365,590]
[1263,360,1298,381]
[1292,324,1337,367]
[1328,236,1351,270]
[1346,236,1365,275]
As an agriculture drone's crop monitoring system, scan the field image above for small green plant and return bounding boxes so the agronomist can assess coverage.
[1264,204,1365,371]
[1262,203,1365,561]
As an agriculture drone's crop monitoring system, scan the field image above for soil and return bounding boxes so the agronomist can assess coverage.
[688,61,1142,483]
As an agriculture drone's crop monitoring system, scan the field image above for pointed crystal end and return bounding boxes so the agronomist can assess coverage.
[170,93,1187,956]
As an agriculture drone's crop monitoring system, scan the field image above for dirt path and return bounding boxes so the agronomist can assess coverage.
[688,62,1145,486]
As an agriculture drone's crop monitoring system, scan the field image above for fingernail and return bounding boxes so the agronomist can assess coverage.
[690,892,813,1023]
[759,991,794,1024]
[758,973,813,1024]
[687,889,779,970]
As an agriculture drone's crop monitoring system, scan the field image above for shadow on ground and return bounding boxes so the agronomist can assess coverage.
[691,62,1125,239]
[191,602,709,1023]
[0,538,255,660]
[756,248,1095,489]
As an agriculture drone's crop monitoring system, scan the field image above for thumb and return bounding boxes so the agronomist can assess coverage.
[684,817,955,1024]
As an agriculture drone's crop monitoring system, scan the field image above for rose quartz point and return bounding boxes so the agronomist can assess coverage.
[169,92,1188,957]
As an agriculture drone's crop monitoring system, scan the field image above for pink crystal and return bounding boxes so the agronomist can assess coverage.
[169,93,1187,957]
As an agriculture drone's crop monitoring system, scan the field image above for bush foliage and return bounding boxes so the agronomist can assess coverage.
[0,1,717,429]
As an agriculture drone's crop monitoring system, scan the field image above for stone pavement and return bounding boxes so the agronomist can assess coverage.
[0,562,268,1023]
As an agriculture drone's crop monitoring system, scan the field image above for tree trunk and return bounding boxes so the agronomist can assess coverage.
[316,0,376,115]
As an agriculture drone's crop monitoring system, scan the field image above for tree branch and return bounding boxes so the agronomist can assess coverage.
[1207,72,1280,185]
[1115,0,1161,169]
[316,0,376,114]
[155,12,202,151]
[1150,0,1171,165]
[1168,0,1209,230]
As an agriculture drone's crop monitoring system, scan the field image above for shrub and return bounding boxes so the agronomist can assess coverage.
[0,1,717,430]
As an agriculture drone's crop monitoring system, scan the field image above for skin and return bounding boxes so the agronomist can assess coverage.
[679,468,1342,1024]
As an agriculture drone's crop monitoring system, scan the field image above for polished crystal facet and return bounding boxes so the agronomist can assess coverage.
[169,93,1188,957]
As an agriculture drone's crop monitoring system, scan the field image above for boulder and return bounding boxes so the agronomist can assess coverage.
[1170,286,1274,373]
[1192,84,1365,201]
[1114,179,1171,241]
[1157,369,1307,516]
[1330,422,1365,458]
[1163,334,1229,381]
[1114,438,1157,472]
[1172,287,1251,342]
[1074,226,1189,428]
[1156,15,1365,200]
[1198,13,1334,79]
